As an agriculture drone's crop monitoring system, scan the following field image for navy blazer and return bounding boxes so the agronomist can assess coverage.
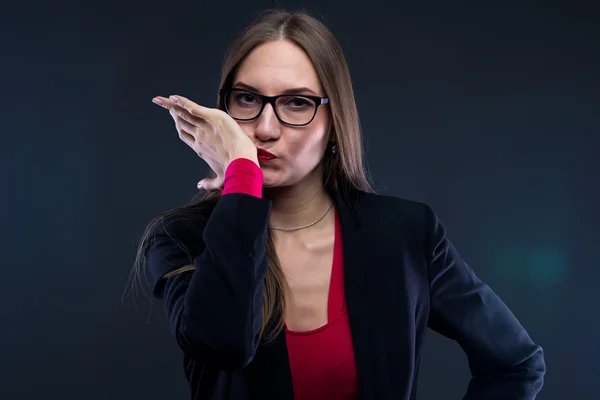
[147,188,545,399]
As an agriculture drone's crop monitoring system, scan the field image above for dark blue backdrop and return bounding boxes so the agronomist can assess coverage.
[1,1,598,398]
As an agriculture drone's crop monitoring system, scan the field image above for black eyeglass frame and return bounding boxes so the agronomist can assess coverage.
[219,88,329,127]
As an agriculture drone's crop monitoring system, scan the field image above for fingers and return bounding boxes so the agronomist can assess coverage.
[154,95,213,133]
[197,176,224,192]
[172,113,196,137]
[157,100,195,146]
[153,95,216,120]
[154,96,205,123]
[175,123,195,148]
[169,95,216,120]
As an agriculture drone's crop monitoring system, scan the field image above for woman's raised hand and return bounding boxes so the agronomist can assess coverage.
[153,95,259,191]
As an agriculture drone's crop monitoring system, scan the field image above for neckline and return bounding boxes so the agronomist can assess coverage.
[284,207,344,335]
[285,310,347,336]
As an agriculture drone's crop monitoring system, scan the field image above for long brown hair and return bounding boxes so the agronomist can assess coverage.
[127,9,374,344]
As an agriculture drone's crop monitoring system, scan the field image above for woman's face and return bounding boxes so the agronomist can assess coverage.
[230,39,331,188]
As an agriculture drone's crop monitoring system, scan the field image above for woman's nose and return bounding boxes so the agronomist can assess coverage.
[253,103,281,141]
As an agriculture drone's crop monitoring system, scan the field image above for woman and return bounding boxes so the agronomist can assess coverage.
[135,9,545,400]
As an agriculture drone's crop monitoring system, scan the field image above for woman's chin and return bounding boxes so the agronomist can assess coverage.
[262,179,280,189]
[261,171,282,188]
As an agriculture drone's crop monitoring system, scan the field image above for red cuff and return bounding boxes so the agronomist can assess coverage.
[221,158,263,198]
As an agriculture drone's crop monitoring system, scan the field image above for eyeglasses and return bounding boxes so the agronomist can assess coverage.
[220,88,329,126]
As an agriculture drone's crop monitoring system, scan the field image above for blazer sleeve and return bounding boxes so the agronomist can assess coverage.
[423,204,546,399]
[146,193,272,370]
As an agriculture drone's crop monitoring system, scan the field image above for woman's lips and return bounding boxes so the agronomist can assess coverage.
[257,148,277,161]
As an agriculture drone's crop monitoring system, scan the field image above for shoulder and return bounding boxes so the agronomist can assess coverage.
[353,190,435,226]
[356,191,429,212]
[345,190,442,247]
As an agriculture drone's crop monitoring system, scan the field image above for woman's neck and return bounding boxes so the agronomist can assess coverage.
[264,174,332,231]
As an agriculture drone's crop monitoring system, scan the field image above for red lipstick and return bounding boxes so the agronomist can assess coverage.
[257,148,277,161]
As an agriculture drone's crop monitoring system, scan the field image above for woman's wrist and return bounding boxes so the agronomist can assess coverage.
[229,144,259,168]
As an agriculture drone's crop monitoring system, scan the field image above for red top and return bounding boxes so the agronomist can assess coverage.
[221,158,359,399]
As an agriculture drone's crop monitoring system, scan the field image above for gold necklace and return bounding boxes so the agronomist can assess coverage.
[268,202,335,231]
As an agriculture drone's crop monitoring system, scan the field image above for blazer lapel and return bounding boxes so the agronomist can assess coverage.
[334,190,378,400]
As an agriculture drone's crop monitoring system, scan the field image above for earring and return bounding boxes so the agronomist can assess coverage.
[331,144,337,154]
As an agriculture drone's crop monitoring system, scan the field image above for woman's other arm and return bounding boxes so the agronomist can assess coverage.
[424,204,546,399]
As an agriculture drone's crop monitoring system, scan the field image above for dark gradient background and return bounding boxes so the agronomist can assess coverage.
[1,0,599,399]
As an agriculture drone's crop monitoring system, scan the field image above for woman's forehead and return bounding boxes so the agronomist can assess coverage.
[234,40,323,96]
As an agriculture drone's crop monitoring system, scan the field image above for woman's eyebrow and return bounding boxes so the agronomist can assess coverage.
[233,81,318,95]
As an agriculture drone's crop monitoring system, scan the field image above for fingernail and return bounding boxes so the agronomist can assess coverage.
[152,97,164,106]
[170,95,179,104]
